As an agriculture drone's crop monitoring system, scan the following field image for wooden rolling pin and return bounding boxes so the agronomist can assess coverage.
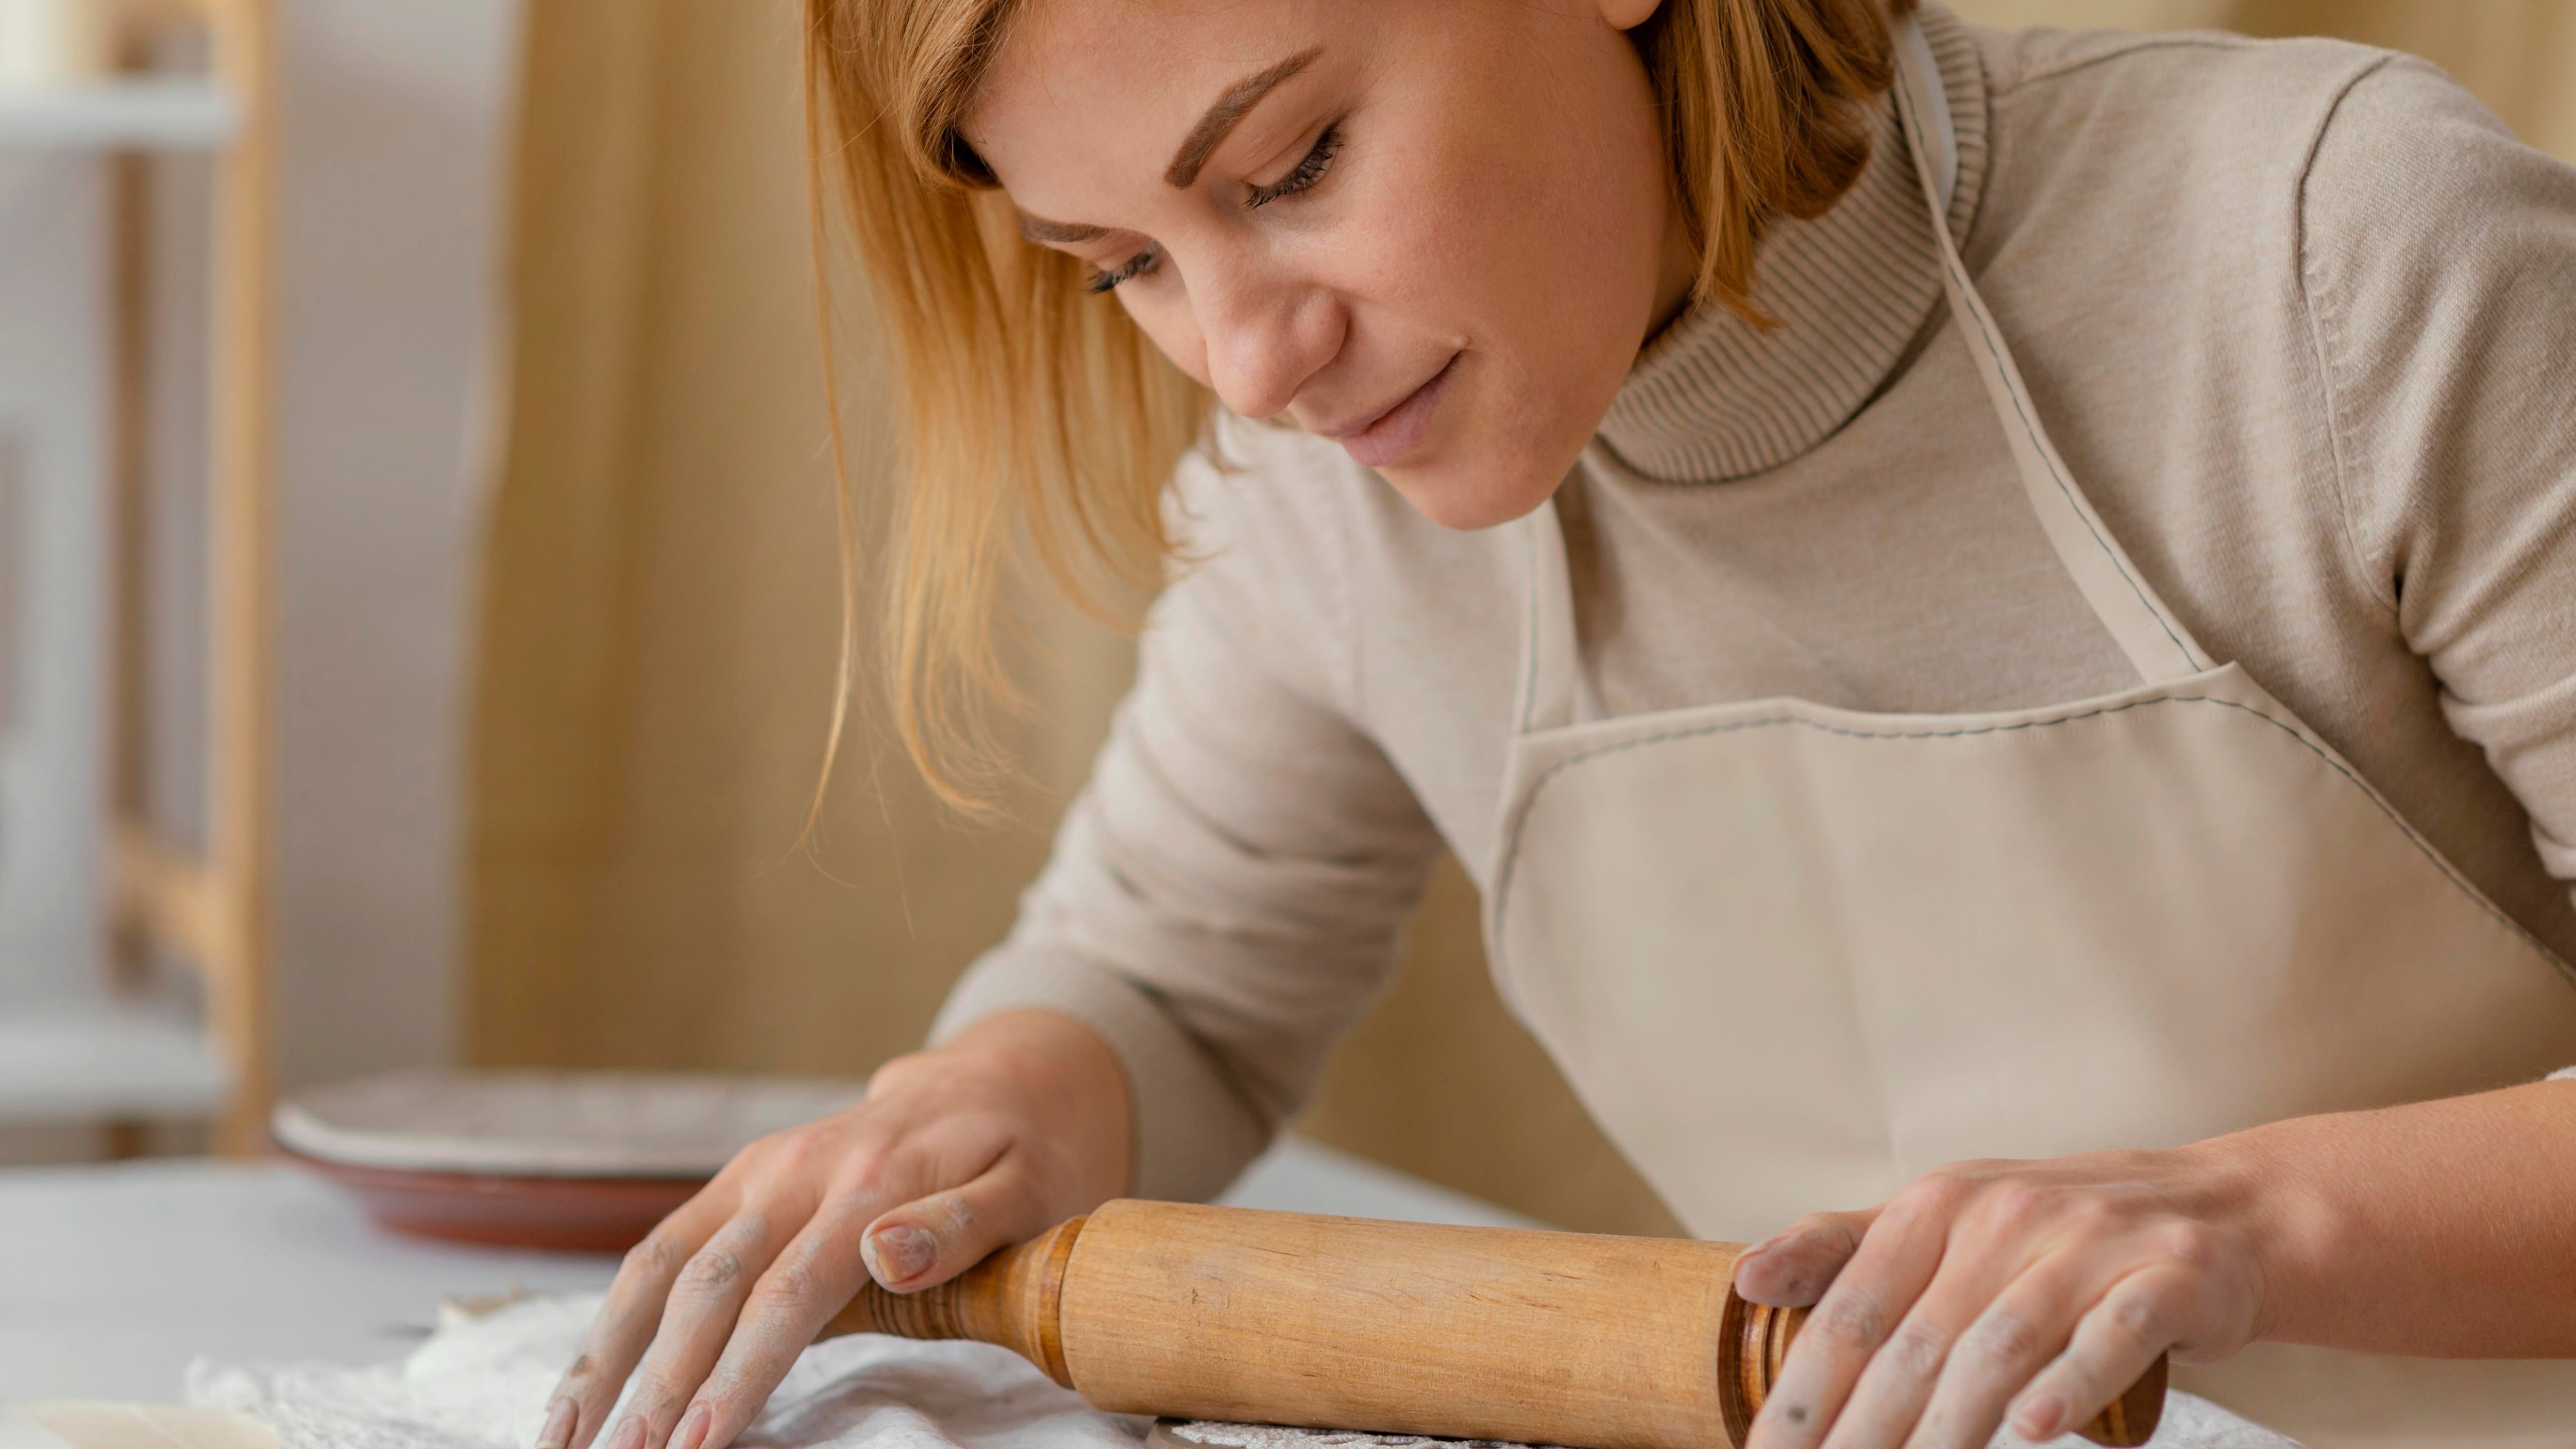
[820,1199,2166,1449]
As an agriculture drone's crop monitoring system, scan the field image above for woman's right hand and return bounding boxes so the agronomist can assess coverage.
[533,1009,1133,1449]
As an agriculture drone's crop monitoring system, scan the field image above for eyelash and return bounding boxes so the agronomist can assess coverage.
[1085,122,1345,295]
[1084,250,1160,295]
[1246,122,1343,209]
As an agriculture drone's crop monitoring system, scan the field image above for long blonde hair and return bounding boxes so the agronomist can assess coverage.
[803,0,1914,813]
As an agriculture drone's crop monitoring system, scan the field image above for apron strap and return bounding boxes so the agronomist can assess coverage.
[1518,490,1581,734]
[1889,14,2213,684]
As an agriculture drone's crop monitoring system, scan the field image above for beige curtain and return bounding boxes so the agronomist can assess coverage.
[470,0,1133,1077]
[469,0,2576,1233]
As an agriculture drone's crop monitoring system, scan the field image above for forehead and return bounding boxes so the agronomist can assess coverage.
[968,0,1338,185]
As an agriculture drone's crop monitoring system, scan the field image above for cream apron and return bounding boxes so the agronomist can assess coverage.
[1486,18,2576,1447]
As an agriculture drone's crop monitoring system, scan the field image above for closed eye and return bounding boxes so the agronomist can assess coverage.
[1246,122,1342,209]
[1085,247,1162,295]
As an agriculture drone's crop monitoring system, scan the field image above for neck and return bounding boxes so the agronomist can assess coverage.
[1645,197,1701,346]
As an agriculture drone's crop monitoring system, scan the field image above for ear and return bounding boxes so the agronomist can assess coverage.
[1596,0,1662,31]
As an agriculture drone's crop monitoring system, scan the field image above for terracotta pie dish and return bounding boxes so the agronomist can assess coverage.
[270,1069,868,1252]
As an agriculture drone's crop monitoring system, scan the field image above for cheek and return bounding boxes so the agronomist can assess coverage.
[1372,136,1663,527]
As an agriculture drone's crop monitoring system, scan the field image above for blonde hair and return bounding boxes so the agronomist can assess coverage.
[803,0,1914,812]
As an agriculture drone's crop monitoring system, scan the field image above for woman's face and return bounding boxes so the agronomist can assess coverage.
[968,0,1692,531]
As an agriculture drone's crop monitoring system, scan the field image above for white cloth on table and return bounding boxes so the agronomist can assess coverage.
[180,1290,2304,1449]
[185,1293,1143,1449]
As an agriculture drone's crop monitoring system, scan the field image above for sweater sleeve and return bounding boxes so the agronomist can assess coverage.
[2299,57,2576,923]
[931,444,1446,1203]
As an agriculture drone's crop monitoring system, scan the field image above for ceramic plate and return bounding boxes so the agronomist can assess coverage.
[272,1069,869,1251]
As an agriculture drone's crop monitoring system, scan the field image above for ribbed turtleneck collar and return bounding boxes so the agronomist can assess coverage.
[1596,3,1989,484]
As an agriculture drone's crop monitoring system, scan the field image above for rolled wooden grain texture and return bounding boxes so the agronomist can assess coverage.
[1061,1200,1742,1449]
[824,1214,1084,1386]
[822,1200,2165,1449]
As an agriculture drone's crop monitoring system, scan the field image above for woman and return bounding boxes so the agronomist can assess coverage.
[535,3,2576,1448]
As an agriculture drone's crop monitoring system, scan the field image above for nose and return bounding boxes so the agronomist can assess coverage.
[1188,250,1343,422]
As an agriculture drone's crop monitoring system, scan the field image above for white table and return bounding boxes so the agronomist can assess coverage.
[0,1138,1532,1404]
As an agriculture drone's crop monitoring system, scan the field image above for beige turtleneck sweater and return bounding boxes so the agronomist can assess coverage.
[933,6,2576,1204]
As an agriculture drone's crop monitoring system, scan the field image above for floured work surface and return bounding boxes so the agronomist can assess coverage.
[180,1293,1144,1449]
[14,1291,2299,1449]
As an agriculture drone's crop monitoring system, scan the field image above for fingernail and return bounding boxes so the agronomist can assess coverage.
[867,1224,937,1284]
[2012,1394,2064,1441]
[604,1415,646,1449]
[672,1404,713,1449]
[535,1399,577,1449]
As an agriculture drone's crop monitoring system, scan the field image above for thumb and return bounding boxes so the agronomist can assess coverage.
[859,1154,1056,1293]
[1732,1207,1880,1307]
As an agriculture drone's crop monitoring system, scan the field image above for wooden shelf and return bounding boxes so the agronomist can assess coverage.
[0,994,228,1120]
[1,0,276,1152]
[0,78,239,151]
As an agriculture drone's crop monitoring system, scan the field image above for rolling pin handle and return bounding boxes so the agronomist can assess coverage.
[817,1214,1086,1388]
[1720,1291,2167,1448]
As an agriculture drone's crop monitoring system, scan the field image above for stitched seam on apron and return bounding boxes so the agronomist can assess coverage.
[1492,692,2576,993]
[1922,166,2197,675]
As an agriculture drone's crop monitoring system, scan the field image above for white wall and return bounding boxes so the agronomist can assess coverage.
[263,0,523,1090]
[0,154,107,996]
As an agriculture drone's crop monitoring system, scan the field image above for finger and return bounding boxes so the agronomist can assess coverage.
[1904,1254,2091,1449]
[1735,1208,1879,1307]
[678,1157,1061,1449]
[1748,1187,1956,1449]
[604,1212,793,1449]
[541,1192,734,1449]
[1818,1255,2037,1449]
[860,1151,1058,1292]
[2007,1265,2194,1443]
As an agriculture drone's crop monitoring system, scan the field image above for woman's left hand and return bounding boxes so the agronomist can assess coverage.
[1734,1145,2273,1449]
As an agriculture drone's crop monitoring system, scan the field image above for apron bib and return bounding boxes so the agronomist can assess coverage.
[1485,18,2576,1446]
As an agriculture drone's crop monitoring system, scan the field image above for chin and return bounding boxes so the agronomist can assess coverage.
[1380,452,1572,533]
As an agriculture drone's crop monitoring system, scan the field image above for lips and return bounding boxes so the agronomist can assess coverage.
[1320,353,1460,469]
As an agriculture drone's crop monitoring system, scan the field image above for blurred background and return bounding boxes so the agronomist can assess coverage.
[2,0,2570,1233]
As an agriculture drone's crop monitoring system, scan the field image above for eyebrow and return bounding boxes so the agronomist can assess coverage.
[1015,45,1324,247]
[1019,213,1108,244]
[1166,46,1323,189]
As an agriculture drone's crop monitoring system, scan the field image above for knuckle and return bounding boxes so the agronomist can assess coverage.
[718,1134,786,1186]
[1978,1181,2053,1238]
[677,1243,748,1294]
[623,1230,685,1281]
[1808,1292,1890,1353]
[694,1374,749,1420]
[1888,1175,1950,1220]
[1961,1306,2042,1365]
[916,1189,981,1241]
[2106,1282,2177,1345]
[835,1143,902,1200]
[1778,1211,1862,1261]
[2156,1220,2223,1271]
[623,1368,678,1417]
[758,1242,829,1308]
[867,1050,937,1098]
[1886,1319,1950,1377]
[777,1127,844,1175]
[1893,1165,1978,1220]
[554,1353,600,1391]
[2062,1191,2125,1237]
[1780,1210,1839,1240]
